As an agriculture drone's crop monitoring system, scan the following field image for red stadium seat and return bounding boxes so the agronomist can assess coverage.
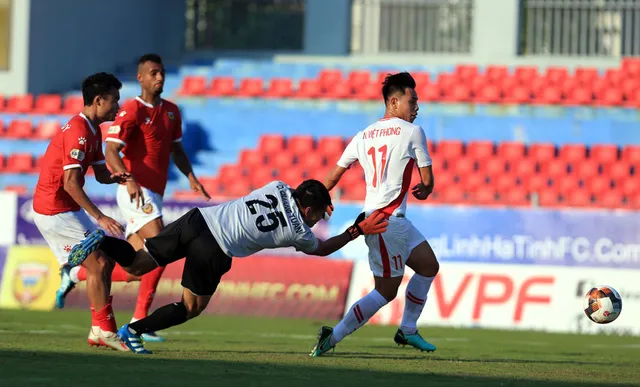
[442,83,471,103]
[573,159,599,180]
[590,145,618,166]
[173,189,204,201]
[502,187,529,206]
[621,145,640,164]
[586,176,612,196]
[0,95,4,111]
[225,179,252,197]
[470,189,497,205]
[353,82,380,101]
[544,67,569,85]
[440,186,465,204]
[452,156,475,176]
[528,143,556,161]
[467,141,494,159]
[554,175,580,196]
[4,184,27,195]
[622,57,640,78]
[417,84,441,102]
[33,94,62,114]
[297,151,326,170]
[0,153,4,170]
[410,72,431,89]
[318,69,343,90]
[493,174,517,192]
[317,136,346,158]
[5,153,34,173]
[207,77,236,97]
[239,149,265,168]
[497,141,525,161]
[503,85,531,104]
[485,66,509,83]
[5,120,33,139]
[35,121,60,140]
[0,120,4,137]
[515,66,539,85]
[574,67,599,86]
[590,78,610,97]
[294,79,322,99]
[566,87,593,106]
[237,78,264,98]
[535,87,562,105]
[538,191,561,207]
[199,177,222,196]
[604,162,631,183]
[540,159,568,179]
[259,135,285,155]
[177,76,207,96]
[559,144,587,164]
[62,96,84,115]
[480,157,507,178]
[509,158,536,176]
[265,78,294,98]
[455,64,479,82]
[619,179,639,197]
[604,69,625,86]
[596,191,624,209]
[565,190,592,207]
[218,164,245,185]
[323,83,352,99]
[347,70,371,90]
[475,84,501,103]
[268,151,293,170]
[287,135,315,155]
[277,166,304,186]
[437,140,464,159]
[247,167,276,188]
[6,95,34,113]
[524,175,549,193]
[597,88,623,106]
[436,73,457,91]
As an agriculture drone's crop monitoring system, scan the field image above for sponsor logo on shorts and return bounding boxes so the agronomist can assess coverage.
[70,149,85,161]
[12,262,50,305]
[108,125,121,134]
[141,203,154,214]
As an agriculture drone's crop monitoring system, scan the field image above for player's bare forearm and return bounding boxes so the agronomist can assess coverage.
[105,142,130,175]
[419,166,434,193]
[308,232,352,257]
[325,166,347,191]
[93,164,115,184]
[63,170,103,220]
[171,142,195,180]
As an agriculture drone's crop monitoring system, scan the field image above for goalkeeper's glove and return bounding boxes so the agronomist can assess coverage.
[346,211,388,240]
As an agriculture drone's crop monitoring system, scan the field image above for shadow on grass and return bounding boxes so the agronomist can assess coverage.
[0,349,636,387]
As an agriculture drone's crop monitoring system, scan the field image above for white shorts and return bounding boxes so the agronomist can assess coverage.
[32,208,96,266]
[364,216,425,278]
[116,184,164,238]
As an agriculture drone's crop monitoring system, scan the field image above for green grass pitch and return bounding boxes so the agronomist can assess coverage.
[0,309,639,386]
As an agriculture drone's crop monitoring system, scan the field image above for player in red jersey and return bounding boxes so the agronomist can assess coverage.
[33,72,130,351]
[56,54,210,342]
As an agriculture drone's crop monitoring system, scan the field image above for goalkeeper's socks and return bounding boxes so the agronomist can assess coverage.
[128,302,189,335]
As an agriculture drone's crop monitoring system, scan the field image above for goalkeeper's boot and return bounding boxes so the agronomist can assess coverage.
[309,326,335,357]
[118,324,152,355]
[68,229,105,267]
[55,265,76,309]
[130,317,166,342]
[394,329,436,352]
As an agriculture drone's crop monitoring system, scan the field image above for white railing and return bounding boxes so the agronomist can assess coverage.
[351,0,474,54]
[521,0,640,57]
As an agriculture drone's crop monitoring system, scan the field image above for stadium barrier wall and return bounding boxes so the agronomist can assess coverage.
[4,195,639,335]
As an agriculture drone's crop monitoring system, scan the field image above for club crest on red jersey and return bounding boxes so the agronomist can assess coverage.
[168,112,175,121]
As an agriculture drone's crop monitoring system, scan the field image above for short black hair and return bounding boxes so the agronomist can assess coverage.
[81,72,122,106]
[293,179,332,212]
[138,53,163,67]
[382,72,416,104]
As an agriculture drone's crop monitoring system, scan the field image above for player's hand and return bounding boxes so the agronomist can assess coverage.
[127,180,145,209]
[412,182,431,200]
[190,177,211,201]
[97,214,124,238]
[346,210,388,239]
[110,172,132,184]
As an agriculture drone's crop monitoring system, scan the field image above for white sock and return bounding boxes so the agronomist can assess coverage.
[69,266,80,284]
[400,273,434,334]
[330,289,388,346]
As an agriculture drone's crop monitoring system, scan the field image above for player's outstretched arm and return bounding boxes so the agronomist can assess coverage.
[171,142,210,200]
[307,211,388,257]
[324,165,348,191]
[92,163,132,184]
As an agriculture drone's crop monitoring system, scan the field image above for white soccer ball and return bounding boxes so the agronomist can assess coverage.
[583,285,622,324]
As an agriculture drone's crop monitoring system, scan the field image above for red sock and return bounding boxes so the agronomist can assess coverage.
[94,298,117,333]
[78,267,87,282]
[132,266,165,320]
[90,305,97,326]
[112,265,136,282]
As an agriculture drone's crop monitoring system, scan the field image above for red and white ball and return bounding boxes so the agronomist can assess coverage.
[583,285,622,324]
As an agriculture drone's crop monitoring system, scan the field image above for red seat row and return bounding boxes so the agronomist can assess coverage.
[0,120,61,139]
[0,153,42,173]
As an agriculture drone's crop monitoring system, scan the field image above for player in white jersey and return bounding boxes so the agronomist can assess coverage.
[311,72,440,357]
[66,179,388,354]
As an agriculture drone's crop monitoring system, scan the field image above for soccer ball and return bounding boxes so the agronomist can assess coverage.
[583,285,622,324]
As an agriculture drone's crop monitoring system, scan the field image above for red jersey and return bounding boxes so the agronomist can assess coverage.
[105,97,182,196]
[33,113,106,215]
